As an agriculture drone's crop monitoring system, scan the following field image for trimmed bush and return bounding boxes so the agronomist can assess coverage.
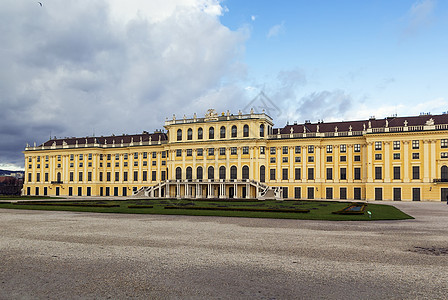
[127,205,154,209]
[164,206,309,213]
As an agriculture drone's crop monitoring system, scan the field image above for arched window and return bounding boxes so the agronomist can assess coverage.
[197,166,203,180]
[260,165,265,182]
[209,127,214,139]
[208,166,214,180]
[442,165,448,181]
[230,166,237,180]
[198,127,203,140]
[231,125,237,138]
[260,124,265,137]
[186,167,192,180]
[220,126,226,139]
[187,128,192,140]
[242,165,249,180]
[177,129,182,141]
[57,172,62,182]
[176,167,182,180]
[243,125,249,137]
[219,166,226,180]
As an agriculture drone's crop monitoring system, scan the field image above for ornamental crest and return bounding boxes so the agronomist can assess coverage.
[205,109,218,120]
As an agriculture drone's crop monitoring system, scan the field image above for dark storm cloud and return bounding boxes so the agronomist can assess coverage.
[0,0,246,169]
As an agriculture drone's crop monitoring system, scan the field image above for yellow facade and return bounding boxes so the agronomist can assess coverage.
[23,110,448,201]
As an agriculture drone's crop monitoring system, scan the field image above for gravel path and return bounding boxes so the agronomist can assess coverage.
[0,202,447,299]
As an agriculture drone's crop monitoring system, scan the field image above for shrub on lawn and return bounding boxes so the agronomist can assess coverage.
[164,206,310,213]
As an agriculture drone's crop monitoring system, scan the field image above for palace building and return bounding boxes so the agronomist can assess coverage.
[23,109,448,201]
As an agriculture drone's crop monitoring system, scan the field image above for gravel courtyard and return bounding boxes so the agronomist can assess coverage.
[0,202,447,299]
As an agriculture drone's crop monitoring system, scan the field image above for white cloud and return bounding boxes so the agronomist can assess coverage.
[267,21,285,38]
[403,0,436,35]
[0,0,247,169]
[251,15,256,21]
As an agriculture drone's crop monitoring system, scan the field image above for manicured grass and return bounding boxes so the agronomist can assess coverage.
[0,198,413,221]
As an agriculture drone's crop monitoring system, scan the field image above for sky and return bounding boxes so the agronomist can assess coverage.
[1,0,447,170]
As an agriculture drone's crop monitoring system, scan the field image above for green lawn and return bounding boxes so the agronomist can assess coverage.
[0,197,413,221]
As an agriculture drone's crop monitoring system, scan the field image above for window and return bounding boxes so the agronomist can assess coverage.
[208,148,214,156]
[107,154,111,160]
[270,157,276,163]
[115,172,119,181]
[231,125,237,138]
[260,165,265,182]
[243,125,249,137]
[308,168,314,180]
[326,168,333,180]
[28,173,32,182]
[354,167,361,180]
[354,144,361,152]
[242,147,249,155]
[187,167,193,180]
[230,166,237,180]
[198,128,203,140]
[79,154,83,160]
[143,171,147,181]
[393,141,400,150]
[177,129,182,141]
[79,172,83,181]
[393,153,401,160]
[270,169,276,180]
[143,161,147,166]
[326,145,333,153]
[152,152,156,159]
[242,166,249,180]
[208,166,214,180]
[375,142,382,150]
[308,145,314,153]
[231,147,237,155]
[219,166,226,180]
[442,139,448,148]
[45,173,48,182]
[219,147,226,155]
[100,154,103,160]
[282,168,288,180]
[197,167,203,180]
[70,154,74,161]
[412,140,419,149]
[326,156,333,162]
[28,157,32,162]
[37,164,40,169]
[294,187,301,199]
[270,147,276,155]
[161,171,166,181]
[79,162,83,167]
[375,154,382,160]
[197,148,203,156]
[187,149,192,156]
[115,154,120,160]
[133,161,138,167]
[143,152,147,159]
[375,188,382,201]
[260,124,265,137]
[340,156,347,162]
[115,162,119,167]
[134,171,138,181]
[176,149,182,157]
[187,128,192,140]
[412,153,420,159]
[340,144,346,153]
[260,146,265,155]
[124,172,128,181]
[57,155,61,161]
[220,126,226,138]
[106,172,111,181]
[134,152,138,159]
[209,127,214,139]
[340,168,347,180]
[282,157,288,163]
[88,172,92,182]
[282,146,288,154]
[176,167,182,180]
[340,187,347,200]
[124,153,128,160]
[152,161,156,166]
[161,151,166,158]
[393,166,401,180]
[308,156,314,163]
[295,146,301,154]
[161,161,166,166]
[36,173,40,182]
[442,152,448,158]
[354,155,361,162]
[412,166,420,179]
[295,157,301,163]
[375,167,382,180]
[152,171,156,181]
